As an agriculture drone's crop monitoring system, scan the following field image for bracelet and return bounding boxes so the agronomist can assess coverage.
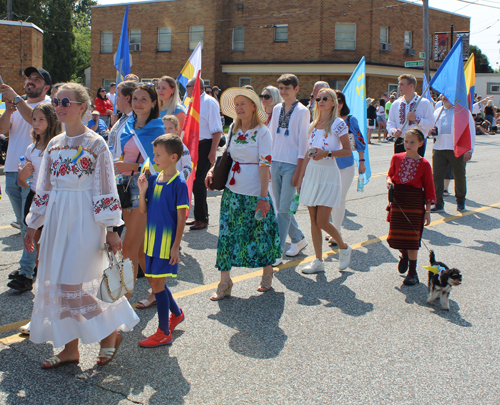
[257,196,269,202]
[106,226,115,232]
[359,159,365,162]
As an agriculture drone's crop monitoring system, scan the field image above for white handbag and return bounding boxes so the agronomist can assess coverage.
[97,245,135,303]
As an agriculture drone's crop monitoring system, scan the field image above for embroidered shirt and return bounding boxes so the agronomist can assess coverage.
[387,94,434,136]
[308,118,348,159]
[277,101,299,135]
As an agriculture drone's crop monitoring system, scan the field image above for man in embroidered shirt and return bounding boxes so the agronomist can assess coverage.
[387,74,434,154]
[185,77,223,230]
[269,74,309,265]
[431,96,475,212]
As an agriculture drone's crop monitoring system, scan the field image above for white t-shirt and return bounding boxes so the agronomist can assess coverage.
[199,93,223,141]
[25,142,45,192]
[4,97,50,172]
[308,118,348,155]
[176,144,192,182]
[226,124,273,197]
[376,106,385,117]
[106,92,116,105]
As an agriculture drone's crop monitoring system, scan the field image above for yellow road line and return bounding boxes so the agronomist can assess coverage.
[1,201,499,345]
[0,225,15,230]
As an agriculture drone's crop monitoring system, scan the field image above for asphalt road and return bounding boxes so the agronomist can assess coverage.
[0,134,499,405]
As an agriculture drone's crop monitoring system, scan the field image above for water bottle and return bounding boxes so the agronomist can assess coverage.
[255,209,264,221]
[20,156,33,186]
[357,174,365,193]
[289,193,300,214]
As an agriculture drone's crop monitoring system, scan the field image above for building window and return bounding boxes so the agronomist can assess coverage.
[158,27,171,52]
[239,77,251,87]
[101,31,112,53]
[189,26,204,50]
[203,79,210,86]
[233,27,245,51]
[103,79,115,91]
[129,29,141,52]
[487,83,500,94]
[327,80,347,90]
[380,26,389,44]
[388,84,398,96]
[335,23,356,50]
[404,31,412,48]
[274,25,288,42]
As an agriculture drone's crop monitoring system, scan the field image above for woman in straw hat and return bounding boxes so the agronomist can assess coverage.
[205,88,281,300]
[297,88,353,273]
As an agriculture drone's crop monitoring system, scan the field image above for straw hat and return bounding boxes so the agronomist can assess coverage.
[220,88,268,123]
[91,110,100,115]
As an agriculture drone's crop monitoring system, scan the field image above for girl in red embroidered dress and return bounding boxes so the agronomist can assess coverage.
[386,129,436,286]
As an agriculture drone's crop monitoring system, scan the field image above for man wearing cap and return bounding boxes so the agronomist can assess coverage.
[88,110,109,138]
[185,77,222,230]
[0,67,51,292]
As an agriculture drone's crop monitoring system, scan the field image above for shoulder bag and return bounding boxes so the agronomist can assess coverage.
[210,125,234,191]
[97,246,135,303]
[346,115,357,151]
[116,153,141,209]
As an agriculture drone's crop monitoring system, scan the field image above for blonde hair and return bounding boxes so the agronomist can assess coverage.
[231,96,264,133]
[159,76,182,116]
[486,100,494,107]
[162,114,180,132]
[309,88,339,137]
[59,82,90,119]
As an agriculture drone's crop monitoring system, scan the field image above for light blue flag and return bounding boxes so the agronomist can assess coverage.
[114,6,131,112]
[422,73,433,102]
[342,57,371,185]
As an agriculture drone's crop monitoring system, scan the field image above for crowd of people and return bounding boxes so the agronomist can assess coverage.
[0,66,491,369]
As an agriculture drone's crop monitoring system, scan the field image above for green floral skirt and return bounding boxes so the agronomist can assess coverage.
[216,188,281,272]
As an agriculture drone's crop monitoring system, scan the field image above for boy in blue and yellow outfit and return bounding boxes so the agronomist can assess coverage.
[137,134,189,347]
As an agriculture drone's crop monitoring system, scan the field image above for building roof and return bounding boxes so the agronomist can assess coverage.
[397,0,470,19]
[92,0,179,8]
[0,20,43,34]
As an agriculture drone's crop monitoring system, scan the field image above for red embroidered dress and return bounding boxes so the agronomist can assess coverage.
[26,130,139,348]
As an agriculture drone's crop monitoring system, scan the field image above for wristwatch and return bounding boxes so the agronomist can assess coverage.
[13,95,22,105]
[327,151,332,158]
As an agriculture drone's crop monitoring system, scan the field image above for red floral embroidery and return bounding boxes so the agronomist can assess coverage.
[80,157,90,170]
[51,155,94,179]
[33,193,49,207]
[93,196,121,214]
[399,99,417,126]
[398,157,420,183]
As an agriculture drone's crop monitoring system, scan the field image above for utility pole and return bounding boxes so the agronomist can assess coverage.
[423,0,430,80]
[7,0,12,20]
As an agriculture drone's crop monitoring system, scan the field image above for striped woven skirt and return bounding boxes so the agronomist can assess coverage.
[387,183,425,250]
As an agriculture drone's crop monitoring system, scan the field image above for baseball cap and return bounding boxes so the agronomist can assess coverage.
[24,67,52,86]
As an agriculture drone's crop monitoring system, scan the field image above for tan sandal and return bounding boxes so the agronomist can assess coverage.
[97,334,123,366]
[257,273,273,292]
[136,298,157,309]
[210,280,233,301]
[41,355,79,370]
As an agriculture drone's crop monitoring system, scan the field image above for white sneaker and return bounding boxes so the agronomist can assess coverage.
[19,321,30,335]
[272,256,283,267]
[10,221,20,230]
[302,258,325,274]
[285,238,308,257]
[338,245,352,271]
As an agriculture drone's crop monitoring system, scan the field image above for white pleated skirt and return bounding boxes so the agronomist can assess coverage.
[299,158,342,208]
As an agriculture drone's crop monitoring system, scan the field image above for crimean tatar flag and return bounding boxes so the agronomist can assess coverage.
[181,72,201,217]
[429,37,471,157]
[464,53,475,112]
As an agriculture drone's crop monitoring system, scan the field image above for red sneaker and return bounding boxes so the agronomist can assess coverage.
[169,309,185,333]
[139,328,172,348]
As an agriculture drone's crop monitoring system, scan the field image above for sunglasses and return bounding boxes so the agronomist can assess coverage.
[259,94,271,100]
[315,97,331,102]
[52,97,82,107]
[100,90,106,92]
[310,94,314,98]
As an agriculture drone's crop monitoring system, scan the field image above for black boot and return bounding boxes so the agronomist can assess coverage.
[398,250,409,274]
[403,260,419,286]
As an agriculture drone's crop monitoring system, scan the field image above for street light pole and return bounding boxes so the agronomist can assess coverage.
[423,0,430,81]
[7,0,12,20]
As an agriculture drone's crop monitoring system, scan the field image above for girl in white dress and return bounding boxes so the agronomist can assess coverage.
[298,88,353,273]
[25,83,139,369]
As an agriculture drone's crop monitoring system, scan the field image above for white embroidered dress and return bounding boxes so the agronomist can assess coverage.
[26,130,139,348]
[299,118,348,208]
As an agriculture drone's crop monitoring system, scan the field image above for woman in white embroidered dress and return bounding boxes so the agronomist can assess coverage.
[24,83,139,369]
[297,88,353,273]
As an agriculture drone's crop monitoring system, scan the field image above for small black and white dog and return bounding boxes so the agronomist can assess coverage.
[427,250,462,311]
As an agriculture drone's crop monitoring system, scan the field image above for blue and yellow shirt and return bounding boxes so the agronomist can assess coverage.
[144,171,189,259]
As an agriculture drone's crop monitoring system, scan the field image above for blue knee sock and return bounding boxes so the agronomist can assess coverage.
[155,289,169,333]
[165,286,181,316]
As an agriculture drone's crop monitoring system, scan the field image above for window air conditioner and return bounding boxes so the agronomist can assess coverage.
[380,43,392,52]
[404,48,416,56]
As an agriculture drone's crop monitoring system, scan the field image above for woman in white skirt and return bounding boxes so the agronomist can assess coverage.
[298,88,353,273]
[24,83,139,369]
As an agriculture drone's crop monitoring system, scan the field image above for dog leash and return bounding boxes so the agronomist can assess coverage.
[389,186,431,253]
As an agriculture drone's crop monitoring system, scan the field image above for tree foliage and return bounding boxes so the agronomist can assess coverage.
[469,45,494,73]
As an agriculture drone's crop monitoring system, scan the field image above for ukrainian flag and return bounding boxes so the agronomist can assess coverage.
[464,54,475,112]
[0,94,5,116]
[177,42,202,91]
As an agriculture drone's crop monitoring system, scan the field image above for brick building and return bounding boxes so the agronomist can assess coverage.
[91,0,470,99]
[0,21,44,95]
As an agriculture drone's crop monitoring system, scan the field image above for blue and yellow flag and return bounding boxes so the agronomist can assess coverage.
[0,94,5,116]
[177,42,202,92]
[343,57,371,184]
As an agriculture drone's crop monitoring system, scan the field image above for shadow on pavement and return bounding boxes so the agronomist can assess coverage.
[177,250,204,285]
[467,240,500,255]
[275,269,374,317]
[395,282,472,327]
[422,228,461,246]
[0,233,23,253]
[349,234,398,272]
[208,291,287,359]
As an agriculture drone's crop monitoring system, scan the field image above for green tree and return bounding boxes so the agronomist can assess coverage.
[469,45,494,73]
[72,11,91,82]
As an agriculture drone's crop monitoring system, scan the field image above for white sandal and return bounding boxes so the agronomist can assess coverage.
[19,321,31,335]
[97,334,123,366]
[41,355,79,370]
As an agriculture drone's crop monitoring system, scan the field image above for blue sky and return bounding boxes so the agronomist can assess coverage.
[96,0,500,70]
